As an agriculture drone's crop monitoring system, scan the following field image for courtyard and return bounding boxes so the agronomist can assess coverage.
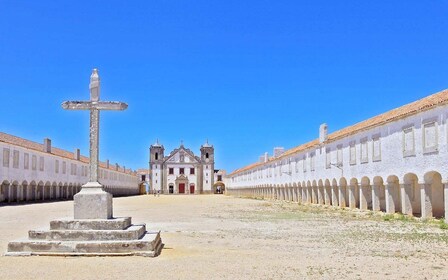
[1,195,447,279]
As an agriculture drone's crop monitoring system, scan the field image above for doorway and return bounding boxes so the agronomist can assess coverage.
[179,183,185,194]
[190,184,195,194]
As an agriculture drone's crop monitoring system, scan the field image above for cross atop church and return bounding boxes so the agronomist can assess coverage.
[62,69,128,184]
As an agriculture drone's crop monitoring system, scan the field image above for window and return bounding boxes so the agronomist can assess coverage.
[190,168,195,175]
[310,153,315,171]
[32,155,37,170]
[55,160,59,173]
[403,126,415,157]
[13,150,19,168]
[349,141,356,165]
[372,134,381,162]
[360,138,368,163]
[169,168,174,175]
[325,148,331,169]
[423,121,438,154]
[303,157,307,172]
[155,152,158,160]
[217,175,222,181]
[24,153,29,169]
[3,148,10,167]
[180,168,184,174]
[336,145,343,167]
[62,161,66,174]
[206,153,209,159]
[39,157,44,171]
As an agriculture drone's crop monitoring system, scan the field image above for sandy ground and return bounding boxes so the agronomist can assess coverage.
[0,195,447,280]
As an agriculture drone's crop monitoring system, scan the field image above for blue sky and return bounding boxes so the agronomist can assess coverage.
[1,1,447,172]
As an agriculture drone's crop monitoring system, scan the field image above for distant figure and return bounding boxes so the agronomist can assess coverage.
[157,190,160,197]
[154,189,157,197]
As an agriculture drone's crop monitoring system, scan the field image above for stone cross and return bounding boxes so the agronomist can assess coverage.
[61,69,127,219]
[62,69,127,184]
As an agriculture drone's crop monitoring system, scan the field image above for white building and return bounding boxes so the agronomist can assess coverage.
[227,89,448,222]
[149,141,215,194]
[0,132,140,203]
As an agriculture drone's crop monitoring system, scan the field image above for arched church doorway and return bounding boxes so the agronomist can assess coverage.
[179,183,185,194]
[169,185,174,194]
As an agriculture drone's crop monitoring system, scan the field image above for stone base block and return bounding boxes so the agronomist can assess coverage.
[74,183,112,219]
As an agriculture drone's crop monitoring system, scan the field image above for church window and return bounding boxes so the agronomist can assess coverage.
[55,160,59,173]
[349,141,356,165]
[169,168,174,175]
[190,168,195,175]
[155,153,158,160]
[24,153,29,169]
[422,120,438,154]
[180,168,184,174]
[206,153,209,159]
[13,150,19,168]
[2,148,10,167]
[39,157,44,171]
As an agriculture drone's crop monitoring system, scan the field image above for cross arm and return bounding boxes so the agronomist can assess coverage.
[62,101,128,111]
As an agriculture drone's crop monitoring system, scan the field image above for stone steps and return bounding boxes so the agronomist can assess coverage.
[7,231,162,257]
[6,217,163,257]
[28,224,146,241]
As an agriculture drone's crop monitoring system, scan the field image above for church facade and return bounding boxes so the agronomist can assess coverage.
[149,141,215,194]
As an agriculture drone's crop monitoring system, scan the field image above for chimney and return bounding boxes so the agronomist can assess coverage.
[319,123,328,143]
[273,147,285,157]
[43,138,51,153]
[74,148,80,160]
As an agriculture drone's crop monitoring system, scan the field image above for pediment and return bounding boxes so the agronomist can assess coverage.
[164,146,199,164]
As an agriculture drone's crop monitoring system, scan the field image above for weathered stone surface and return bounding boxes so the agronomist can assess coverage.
[50,217,131,230]
[29,225,146,241]
[7,231,162,257]
[73,184,113,219]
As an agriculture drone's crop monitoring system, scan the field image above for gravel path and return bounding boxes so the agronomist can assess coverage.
[0,195,447,279]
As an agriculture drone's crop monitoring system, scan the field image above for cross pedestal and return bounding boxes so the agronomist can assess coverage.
[74,182,113,219]
[6,69,163,257]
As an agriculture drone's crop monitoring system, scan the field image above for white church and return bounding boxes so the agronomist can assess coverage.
[149,141,215,194]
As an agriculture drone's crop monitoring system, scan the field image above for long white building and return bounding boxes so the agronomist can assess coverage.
[227,89,448,222]
[0,132,139,203]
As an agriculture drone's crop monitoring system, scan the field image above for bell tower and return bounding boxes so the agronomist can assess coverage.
[200,140,214,194]
[149,140,164,193]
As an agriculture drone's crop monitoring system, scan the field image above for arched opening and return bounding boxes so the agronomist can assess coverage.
[155,152,158,160]
[213,182,225,194]
[1,180,10,203]
[318,180,324,205]
[386,175,401,213]
[373,176,386,212]
[22,181,29,202]
[10,181,19,202]
[360,177,372,210]
[423,171,444,219]
[402,173,421,216]
[339,177,348,208]
[306,181,312,204]
[169,184,174,194]
[37,181,44,200]
[349,178,359,209]
[29,181,37,201]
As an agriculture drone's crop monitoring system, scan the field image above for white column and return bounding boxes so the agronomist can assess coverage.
[401,184,413,216]
[385,183,396,213]
[372,184,381,211]
[338,186,346,208]
[420,183,433,219]
[349,184,356,208]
